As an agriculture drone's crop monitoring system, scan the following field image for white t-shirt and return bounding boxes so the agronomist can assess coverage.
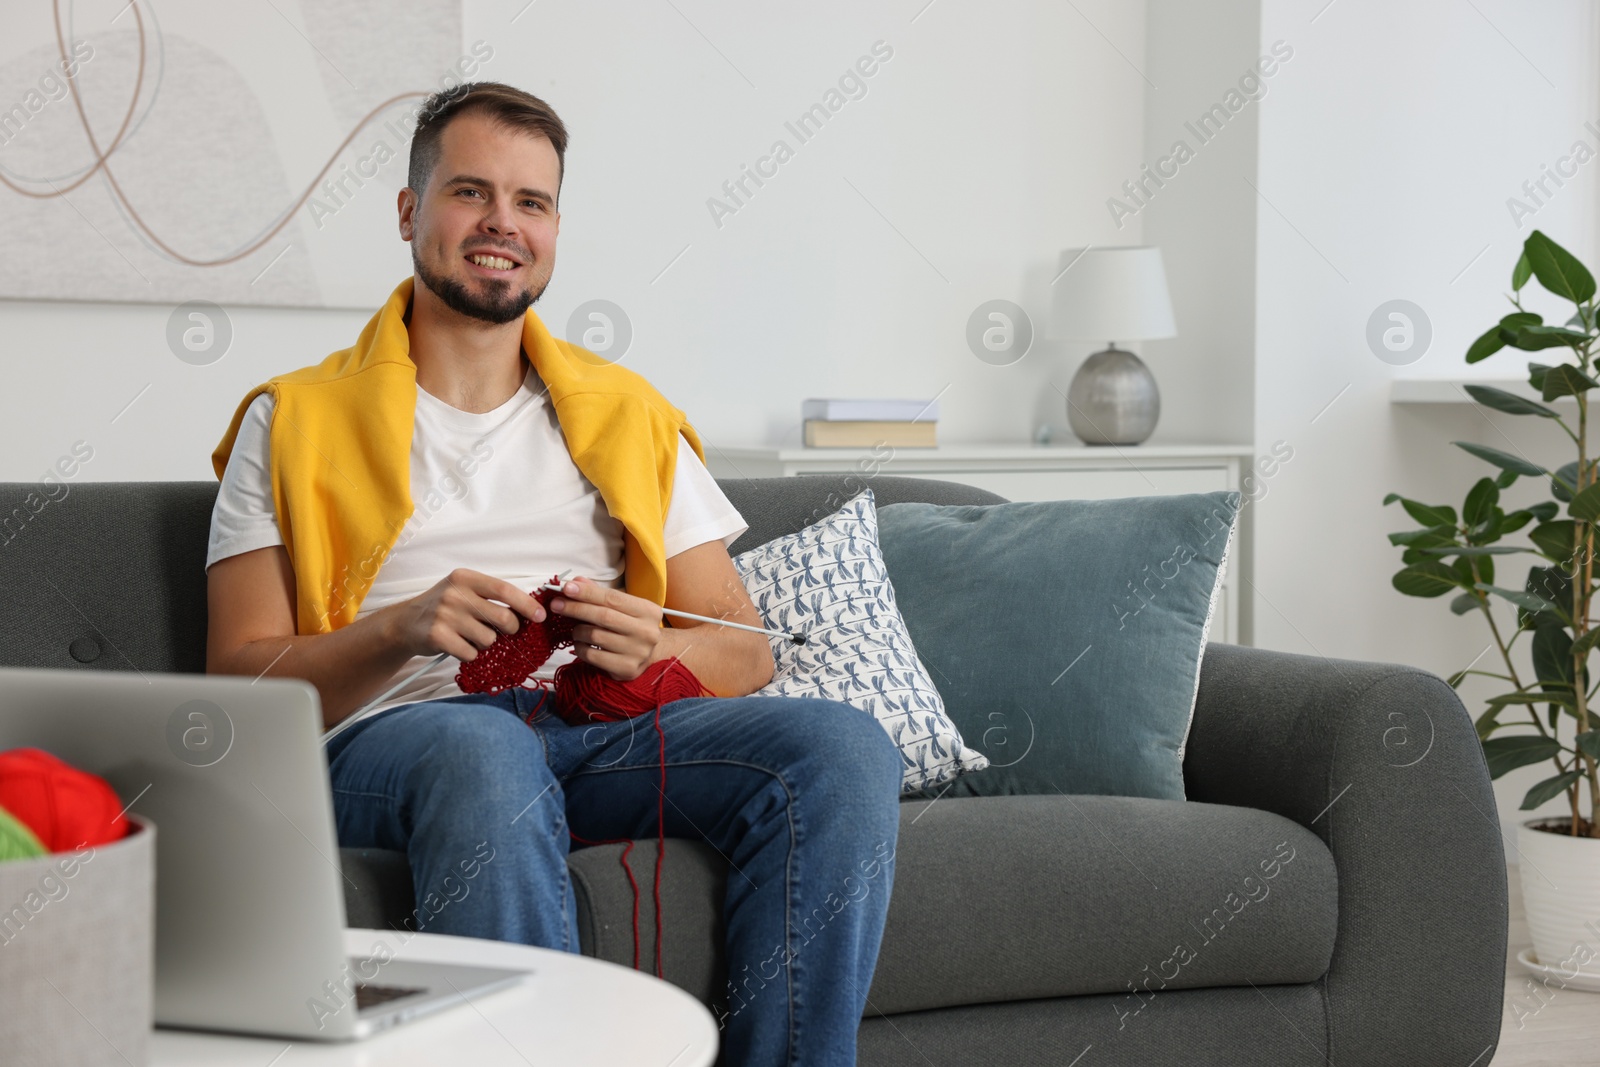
[207,364,747,729]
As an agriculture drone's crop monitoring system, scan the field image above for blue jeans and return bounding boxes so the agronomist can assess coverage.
[324,686,903,1067]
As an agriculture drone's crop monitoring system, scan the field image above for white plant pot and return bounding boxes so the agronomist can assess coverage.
[1518,818,1600,980]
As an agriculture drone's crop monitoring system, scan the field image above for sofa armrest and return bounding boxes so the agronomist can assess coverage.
[1183,642,1507,1065]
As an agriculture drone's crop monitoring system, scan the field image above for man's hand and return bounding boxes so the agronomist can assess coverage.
[386,568,548,663]
[549,576,664,681]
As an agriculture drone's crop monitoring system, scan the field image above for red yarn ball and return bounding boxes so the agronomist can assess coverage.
[551,658,710,725]
[0,747,129,852]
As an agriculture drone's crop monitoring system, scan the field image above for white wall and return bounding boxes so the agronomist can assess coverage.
[0,0,1154,484]
[1141,0,1263,639]
[1253,0,1600,845]
[1141,0,1260,449]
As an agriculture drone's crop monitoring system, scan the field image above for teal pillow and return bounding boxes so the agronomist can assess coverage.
[877,491,1240,800]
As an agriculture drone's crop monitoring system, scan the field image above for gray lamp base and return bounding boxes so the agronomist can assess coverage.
[1066,346,1160,446]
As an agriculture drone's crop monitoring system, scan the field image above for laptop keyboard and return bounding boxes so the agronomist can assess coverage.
[355,982,427,1011]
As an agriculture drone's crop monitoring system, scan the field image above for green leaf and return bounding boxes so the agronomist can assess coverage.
[1476,705,1502,738]
[1468,312,1544,364]
[1526,230,1597,304]
[1534,624,1576,688]
[1522,770,1583,810]
[1513,251,1533,290]
[1571,483,1600,523]
[1484,689,1577,735]
[1450,591,1481,615]
[1552,461,1582,501]
[1393,563,1462,597]
[1483,735,1565,778]
[1383,494,1457,528]
[1530,520,1577,562]
[1463,384,1560,418]
[1511,325,1592,352]
[1542,362,1600,399]
[1477,582,1559,614]
[1524,566,1574,626]
[1528,501,1561,522]
[1414,546,1524,557]
[1452,441,1545,477]
[1498,507,1531,535]
[1496,468,1522,489]
[1577,730,1600,760]
[1388,527,1457,548]
[1405,501,1457,527]
[1466,323,1507,364]
[1464,477,1499,526]
[1484,690,1576,709]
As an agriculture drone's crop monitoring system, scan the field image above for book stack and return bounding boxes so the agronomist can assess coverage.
[801,398,939,448]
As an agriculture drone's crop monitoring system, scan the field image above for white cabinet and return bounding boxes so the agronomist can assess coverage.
[706,442,1254,645]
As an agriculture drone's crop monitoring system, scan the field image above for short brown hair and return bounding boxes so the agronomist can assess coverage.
[408,81,569,203]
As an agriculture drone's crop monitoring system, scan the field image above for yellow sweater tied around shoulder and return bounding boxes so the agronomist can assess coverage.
[211,277,705,637]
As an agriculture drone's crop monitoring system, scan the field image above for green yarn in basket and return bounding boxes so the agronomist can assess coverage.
[0,801,47,861]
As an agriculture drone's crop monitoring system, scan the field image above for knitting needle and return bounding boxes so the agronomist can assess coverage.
[322,650,447,742]
[537,578,809,646]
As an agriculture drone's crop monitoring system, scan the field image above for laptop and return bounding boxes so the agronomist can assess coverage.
[0,666,529,1041]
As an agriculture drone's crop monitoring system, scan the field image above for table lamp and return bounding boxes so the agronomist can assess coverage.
[1050,245,1177,445]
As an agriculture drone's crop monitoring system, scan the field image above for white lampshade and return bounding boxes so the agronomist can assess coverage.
[1051,246,1177,342]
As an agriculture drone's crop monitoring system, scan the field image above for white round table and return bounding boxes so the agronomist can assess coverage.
[150,929,719,1066]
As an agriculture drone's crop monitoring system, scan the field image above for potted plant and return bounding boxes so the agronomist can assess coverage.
[1385,229,1600,983]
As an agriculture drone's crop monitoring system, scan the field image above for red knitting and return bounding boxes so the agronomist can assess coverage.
[455,575,712,977]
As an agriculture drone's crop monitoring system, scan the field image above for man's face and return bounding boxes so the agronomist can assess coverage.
[400,109,561,325]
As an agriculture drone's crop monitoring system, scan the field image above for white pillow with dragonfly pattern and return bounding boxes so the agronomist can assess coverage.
[731,487,989,793]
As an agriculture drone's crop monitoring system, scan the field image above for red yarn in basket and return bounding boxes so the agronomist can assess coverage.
[454,575,712,976]
[0,747,129,852]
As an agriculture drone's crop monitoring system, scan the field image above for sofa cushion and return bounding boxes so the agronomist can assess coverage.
[732,488,988,792]
[877,493,1240,800]
[561,793,1337,1017]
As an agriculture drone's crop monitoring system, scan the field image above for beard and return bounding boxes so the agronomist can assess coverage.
[412,244,542,325]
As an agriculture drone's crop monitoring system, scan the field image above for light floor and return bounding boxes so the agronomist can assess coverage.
[1491,864,1600,1066]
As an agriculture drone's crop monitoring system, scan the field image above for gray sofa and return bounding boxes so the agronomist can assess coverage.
[0,475,1508,1065]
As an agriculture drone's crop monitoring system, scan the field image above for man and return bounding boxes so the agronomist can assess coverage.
[205,81,902,1066]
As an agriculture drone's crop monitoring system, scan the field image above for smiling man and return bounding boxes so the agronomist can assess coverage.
[205,82,902,1066]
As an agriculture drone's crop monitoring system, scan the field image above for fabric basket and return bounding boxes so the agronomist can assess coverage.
[0,814,154,1066]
